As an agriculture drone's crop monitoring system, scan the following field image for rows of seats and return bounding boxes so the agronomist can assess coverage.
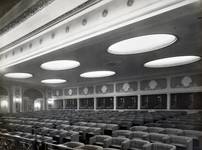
[0,110,185,129]
[146,112,202,131]
[0,111,201,150]
[89,135,176,150]
[88,125,202,150]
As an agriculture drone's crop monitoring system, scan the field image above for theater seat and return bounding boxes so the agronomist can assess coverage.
[62,130,80,143]
[75,122,88,126]
[96,123,107,134]
[60,141,85,149]
[130,126,148,132]
[76,145,103,150]
[183,130,202,149]
[148,133,170,143]
[130,131,149,140]
[103,148,118,150]
[112,130,133,138]
[145,143,176,150]
[167,135,193,150]
[165,128,183,136]
[87,122,97,127]
[147,127,165,133]
[90,135,112,147]
[57,124,70,130]
[105,124,119,135]
[105,137,130,150]
[123,139,150,150]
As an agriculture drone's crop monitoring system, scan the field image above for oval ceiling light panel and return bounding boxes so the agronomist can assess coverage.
[144,56,201,68]
[41,79,66,84]
[4,73,33,79]
[80,71,115,78]
[40,60,80,70]
[108,34,177,55]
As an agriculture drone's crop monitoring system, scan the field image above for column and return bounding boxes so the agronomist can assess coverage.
[94,97,96,110]
[63,99,65,109]
[137,95,141,110]
[167,94,170,110]
[114,96,116,110]
[77,98,79,110]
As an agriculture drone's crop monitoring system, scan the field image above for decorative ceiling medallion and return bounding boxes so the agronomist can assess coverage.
[102,9,108,17]
[122,83,130,92]
[68,89,73,95]
[181,76,192,87]
[83,87,89,95]
[101,85,108,93]
[149,80,158,89]
[127,0,134,7]
[82,18,87,26]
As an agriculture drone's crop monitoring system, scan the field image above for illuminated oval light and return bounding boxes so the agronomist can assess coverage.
[108,34,177,55]
[41,79,66,84]
[80,71,115,78]
[144,56,201,68]
[40,60,80,70]
[4,73,33,79]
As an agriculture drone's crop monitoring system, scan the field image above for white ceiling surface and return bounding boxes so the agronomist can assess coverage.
[0,0,88,49]
[0,0,198,70]
[0,0,201,87]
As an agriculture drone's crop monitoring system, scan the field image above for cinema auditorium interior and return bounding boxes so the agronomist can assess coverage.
[0,0,202,150]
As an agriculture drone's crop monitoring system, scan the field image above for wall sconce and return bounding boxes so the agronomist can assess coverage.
[15,98,21,103]
[1,100,8,108]
[47,99,54,105]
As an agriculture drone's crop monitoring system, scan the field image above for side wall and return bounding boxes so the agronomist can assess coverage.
[47,73,202,111]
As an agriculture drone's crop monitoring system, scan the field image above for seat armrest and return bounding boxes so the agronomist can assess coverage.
[143,135,149,140]
[163,136,170,143]
[104,138,112,148]
[121,140,130,150]
[89,136,96,144]
[143,143,152,150]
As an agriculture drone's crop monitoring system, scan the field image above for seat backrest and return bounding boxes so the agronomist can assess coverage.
[64,141,85,148]
[183,130,202,138]
[151,143,176,150]
[96,135,112,142]
[148,127,165,133]
[75,122,88,126]
[87,122,97,127]
[131,131,149,140]
[112,130,132,138]
[129,139,150,149]
[106,124,119,130]
[76,145,103,150]
[149,133,169,143]
[170,135,192,145]
[165,128,183,135]
[130,126,148,132]
[111,137,129,145]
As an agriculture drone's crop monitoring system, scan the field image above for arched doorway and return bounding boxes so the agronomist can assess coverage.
[22,88,44,112]
[0,86,9,113]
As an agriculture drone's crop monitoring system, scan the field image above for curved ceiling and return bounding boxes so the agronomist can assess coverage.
[1,2,201,87]
[0,0,201,88]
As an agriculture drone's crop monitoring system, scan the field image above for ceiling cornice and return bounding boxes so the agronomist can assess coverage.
[0,0,55,36]
[0,0,102,52]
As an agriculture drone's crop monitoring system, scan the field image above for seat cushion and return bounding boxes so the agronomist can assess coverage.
[110,145,121,149]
